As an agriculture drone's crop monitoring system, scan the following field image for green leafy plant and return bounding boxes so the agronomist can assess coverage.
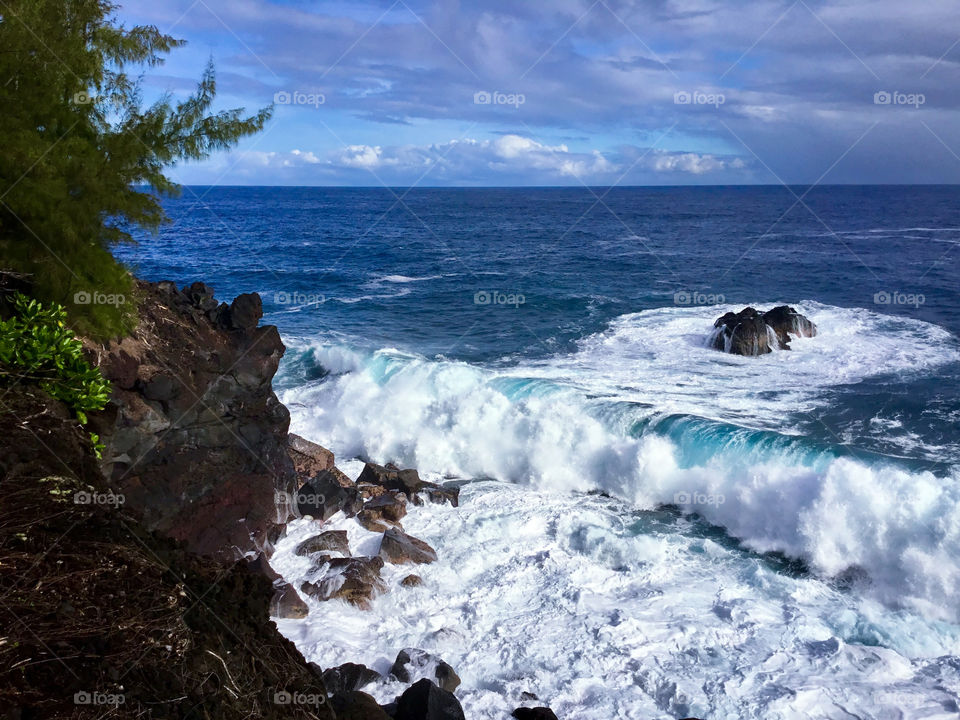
[0,293,111,453]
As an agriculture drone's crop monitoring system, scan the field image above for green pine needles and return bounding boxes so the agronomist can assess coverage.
[0,0,272,339]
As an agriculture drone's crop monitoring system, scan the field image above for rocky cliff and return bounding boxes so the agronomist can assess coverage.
[85,280,296,561]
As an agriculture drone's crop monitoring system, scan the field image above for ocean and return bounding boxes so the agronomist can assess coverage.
[118,185,960,719]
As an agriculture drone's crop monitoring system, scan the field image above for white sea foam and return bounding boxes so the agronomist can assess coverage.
[278,304,960,621]
[271,483,960,720]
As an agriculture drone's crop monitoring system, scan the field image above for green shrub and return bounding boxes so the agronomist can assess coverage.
[0,293,111,454]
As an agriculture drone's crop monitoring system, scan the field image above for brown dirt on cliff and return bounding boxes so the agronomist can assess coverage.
[0,387,335,720]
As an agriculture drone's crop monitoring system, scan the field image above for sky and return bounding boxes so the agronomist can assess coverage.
[116,0,960,186]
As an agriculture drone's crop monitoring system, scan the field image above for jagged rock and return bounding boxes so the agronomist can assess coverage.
[270,583,309,619]
[297,469,363,520]
[296,530,351,557]
[379,528,437,565]
[394,679,465,720]
[359,493,408,529]
[425,486,459,507]
[287,432,335,480]
[400,574,423,587]
[390,649,460,694]
[328,690,393,720]
[357,462,429,497]
[301,556,386,610]
[229,292,263,331]
[358,482,391,499]
[762,305,817,349]
[86,280,295,563]
[711,307,773,355]
[710,305,817,356]
[321,662,382,695]
[512,708,559,720]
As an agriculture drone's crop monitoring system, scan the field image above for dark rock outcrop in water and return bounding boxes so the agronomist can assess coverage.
[710,305,817,356]
[86,280,295,561]
[394,679,466,720]
[512,708,560,720]
[358,461,461,507]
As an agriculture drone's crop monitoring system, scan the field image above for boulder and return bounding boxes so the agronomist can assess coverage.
[710,305,817,356]
[425,486,460,508]
[296,530,351,557]
[301,556,386,610]
[512,709,559,720]
[270,583,309,619]
[287,432,336,480]
[394,679,465,720]
[357,462,429,497]
[379,528,437,565]
[321,662,382,695]
[711,307,773,355]
[328,690,393,720]
[762,305,817,349]
[228,292,263,331]
[357,492,408,530]
[390,649,460,694]
[400,574,423,588]
[296,469,363,520]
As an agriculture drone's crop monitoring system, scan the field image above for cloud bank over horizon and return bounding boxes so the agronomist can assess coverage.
[120,0,960,186]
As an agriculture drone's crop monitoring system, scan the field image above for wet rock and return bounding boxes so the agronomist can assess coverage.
[400,574,423,587]
[270,583,309,619]
[394,679,465,720]
[379,528,437,565]
[357,462,429,497]
[358,493,408,530]
[328,690,393,720]
[296,530,351,557]
[512,709,559,720]
[711,305,817,356]
[321,662,382,695]
[425,486,459,508]
[297,469,363,520]
[390,649,460,694]
[711,307,773,356]
[287,432,335,480]
[762,304,817,349]
[301,556,386,610]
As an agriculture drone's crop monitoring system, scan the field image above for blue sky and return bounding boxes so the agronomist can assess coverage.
[118,0,960,186]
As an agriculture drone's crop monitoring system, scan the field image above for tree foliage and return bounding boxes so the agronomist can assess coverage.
[0,0,271,337]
